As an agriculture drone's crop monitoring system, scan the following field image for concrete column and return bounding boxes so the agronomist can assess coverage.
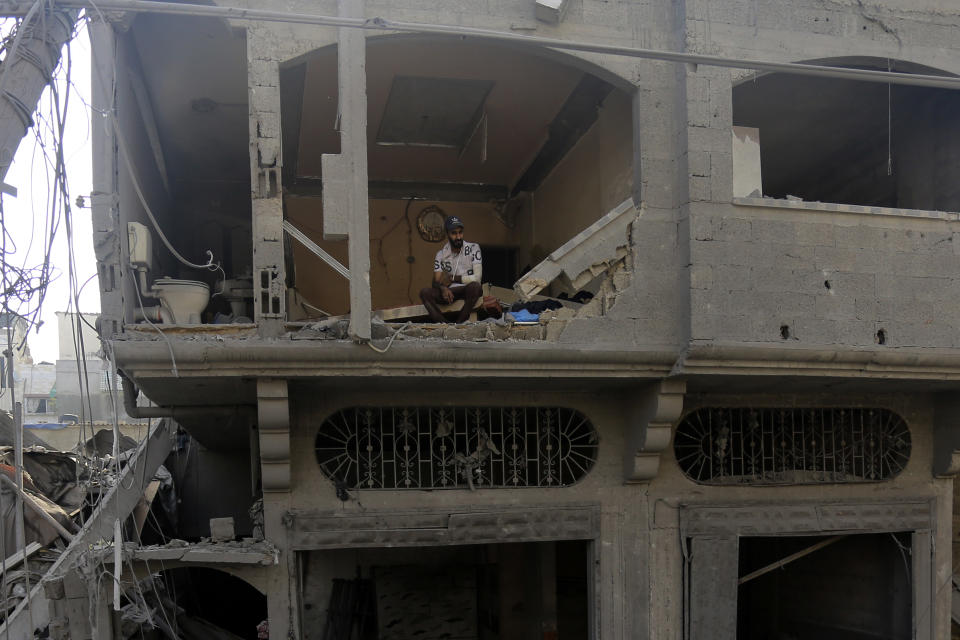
[321,0,372,340]
[689,536,738,640]
[90,19,124,339]
[247,31,286,336]
[932,479,953,639]
[256,377,296,637]
[649,501,684,640]
[262,495,296,640]
[596,494,649,639]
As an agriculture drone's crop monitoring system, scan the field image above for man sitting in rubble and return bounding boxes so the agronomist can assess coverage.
[419,216,483,323]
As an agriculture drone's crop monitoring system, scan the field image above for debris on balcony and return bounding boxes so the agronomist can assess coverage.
[96,537,279,567]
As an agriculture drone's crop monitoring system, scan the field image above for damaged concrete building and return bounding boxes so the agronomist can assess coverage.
[6,0,960,637]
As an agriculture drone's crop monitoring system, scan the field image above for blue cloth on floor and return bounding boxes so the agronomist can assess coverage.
[510,309,540,322]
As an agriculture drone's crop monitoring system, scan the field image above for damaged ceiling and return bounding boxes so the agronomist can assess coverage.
[289,37,616,195]
[128,13,249,197]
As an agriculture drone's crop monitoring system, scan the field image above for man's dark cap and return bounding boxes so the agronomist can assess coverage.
[444,216,464,232]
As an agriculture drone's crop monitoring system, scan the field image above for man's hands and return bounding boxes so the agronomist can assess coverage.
[436,272,455,302]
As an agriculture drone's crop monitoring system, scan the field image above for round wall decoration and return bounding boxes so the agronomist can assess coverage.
[416,205,447,242]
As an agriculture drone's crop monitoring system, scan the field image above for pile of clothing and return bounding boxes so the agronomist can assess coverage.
[506,291,593,322]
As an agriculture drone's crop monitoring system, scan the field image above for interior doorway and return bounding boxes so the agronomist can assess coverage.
[737,533,913,640]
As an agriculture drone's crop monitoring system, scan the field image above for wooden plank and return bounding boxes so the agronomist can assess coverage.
[374,284,490,321]
[738,535,842,585]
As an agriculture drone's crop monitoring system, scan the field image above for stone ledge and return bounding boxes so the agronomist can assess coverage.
[732,196,960,222]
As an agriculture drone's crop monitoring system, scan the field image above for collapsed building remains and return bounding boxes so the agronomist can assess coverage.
[2,0,960,638]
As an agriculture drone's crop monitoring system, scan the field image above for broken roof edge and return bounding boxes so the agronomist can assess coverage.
[97,539,279,566]
[515,197,638,299]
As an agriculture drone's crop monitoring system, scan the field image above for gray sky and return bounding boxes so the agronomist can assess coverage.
[4,22,98,364]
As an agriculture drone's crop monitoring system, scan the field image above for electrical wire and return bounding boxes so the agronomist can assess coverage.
[366,321,411,354]
[128,266,179,377]
[112,113,222,275]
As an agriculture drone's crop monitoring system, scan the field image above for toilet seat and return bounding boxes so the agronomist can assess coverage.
[151,278,210,324]
[153,277,209,289]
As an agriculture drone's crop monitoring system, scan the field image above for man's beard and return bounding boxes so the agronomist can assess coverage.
[451,238,463,250]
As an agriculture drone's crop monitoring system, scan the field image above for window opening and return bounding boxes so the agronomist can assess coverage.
[674,407,910,484]
[315,407,598,489]
[732,62,960,212]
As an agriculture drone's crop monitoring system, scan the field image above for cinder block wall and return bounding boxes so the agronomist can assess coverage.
[678,0,960,350]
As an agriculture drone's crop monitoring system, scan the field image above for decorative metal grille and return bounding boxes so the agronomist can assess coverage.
[673,408,910,485]
[315,407,598,490]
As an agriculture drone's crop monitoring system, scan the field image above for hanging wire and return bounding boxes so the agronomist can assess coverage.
[887,58,893,176]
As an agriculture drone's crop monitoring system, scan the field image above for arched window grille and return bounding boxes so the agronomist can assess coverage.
[673,408,910,485]
[315,407,598,490]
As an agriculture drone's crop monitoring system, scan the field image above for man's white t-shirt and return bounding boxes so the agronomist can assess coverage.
[434,241,482,287]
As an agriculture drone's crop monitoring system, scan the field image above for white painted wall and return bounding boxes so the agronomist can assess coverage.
[55,311,100,360]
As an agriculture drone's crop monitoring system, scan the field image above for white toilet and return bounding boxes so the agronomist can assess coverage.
[128,222,210,324]
[152,277,210,324]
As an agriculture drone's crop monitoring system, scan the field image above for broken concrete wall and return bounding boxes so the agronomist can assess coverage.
[557,11,691,349]
[237,0,684,349]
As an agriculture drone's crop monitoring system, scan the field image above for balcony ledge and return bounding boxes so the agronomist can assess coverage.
[732,196,960,222]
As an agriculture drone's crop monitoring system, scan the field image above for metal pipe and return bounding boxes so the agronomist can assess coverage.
[120,374,254,419]
[36,0,960,90]
[283,220,350,280]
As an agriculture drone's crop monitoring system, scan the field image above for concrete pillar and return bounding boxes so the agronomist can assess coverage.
[256,378,296,638]
[320,0,372,341]
[688,536,738,640]
[262,495,296,640]
[596,494,649,639]
[247,32,286,336]
[649,501,684,640]
[90,19,124,339]
[932,479,953,639]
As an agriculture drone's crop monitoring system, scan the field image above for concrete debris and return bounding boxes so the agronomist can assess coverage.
[249,498,265,540]
[210,516,236,542]
[1,420,175,638]
[514,198,638,299]
[99,538,279,566]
